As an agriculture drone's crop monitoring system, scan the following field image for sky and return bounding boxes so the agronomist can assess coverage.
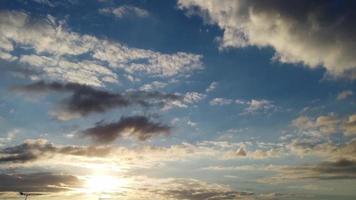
[0,0,356,199]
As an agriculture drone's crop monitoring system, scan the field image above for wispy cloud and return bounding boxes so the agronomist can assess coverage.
[205,81,218,92]
[209,98,275,113]
[0,10,203,86]
[209,98,233,106]
[99,5,150,19]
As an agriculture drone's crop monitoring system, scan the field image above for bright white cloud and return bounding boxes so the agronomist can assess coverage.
[178,0,356,79]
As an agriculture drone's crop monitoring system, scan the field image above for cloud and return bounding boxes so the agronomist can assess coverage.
[235,146,247,157]
[286,136,356,161]
[31,0,55,7]
[13,81,181,120]
[344,114,356,136]
[0,139,111,163]
[209,98,275,113]
[0,138,284,170]
[244,99,275,113]
[99,5,150,18]
[293,115,340,136]
[157,179,254,200]
[183,92,206,104]
[0,129,18,146]
[0,172,82,192]
[0,10,203,86]
[268,159,356,181]
[178,0,356,79]
[205,81,218,92]
[0,50,17,61]
[19,55,119,87]
[126,177,254,200]
[209,98,233,106]
[162,91,206,110]
[82,115,171,144]
[337,90,354,100]
[292,113,356,136]
[139,81,168,91]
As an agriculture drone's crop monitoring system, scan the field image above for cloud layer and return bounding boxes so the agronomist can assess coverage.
[0,10,202,86]
[0,139,111,163]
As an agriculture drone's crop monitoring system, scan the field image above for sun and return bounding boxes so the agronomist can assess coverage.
[85,174,127,193]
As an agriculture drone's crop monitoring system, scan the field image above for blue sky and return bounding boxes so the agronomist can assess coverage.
[0,0,356,199]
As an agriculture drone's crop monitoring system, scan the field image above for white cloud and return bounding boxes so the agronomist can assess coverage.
[209,98,233,106]
[292,113,356,137]
[0,50,17,61]
[209,97,274,113]
[235,99,246,105]
[344,114,356,136]
[178,0,356,79]
[205,81,218,92]
[187,120,197,127]
[0,129,19,146]
[99,5,150,18]
[286,137,356,160]
[183,92,206,104]
[19,55,118,86]
[162,92,206,110]
[245,99,274,113]
[292,114,340,136]
[139,81,168,91]
[31,0,55,7]
[0,10,203,86]
[337,90,353,100]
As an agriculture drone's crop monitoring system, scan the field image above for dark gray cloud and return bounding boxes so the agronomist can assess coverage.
[13,81,180,120]
[0,139,111,163]
[0,172,82,192]
[275,159,356,180]
[83,115,171,144]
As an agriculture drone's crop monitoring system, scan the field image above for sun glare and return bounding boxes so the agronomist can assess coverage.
[85,174,127,193]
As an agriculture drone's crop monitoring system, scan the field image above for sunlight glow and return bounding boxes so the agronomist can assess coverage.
[85,174,127,193]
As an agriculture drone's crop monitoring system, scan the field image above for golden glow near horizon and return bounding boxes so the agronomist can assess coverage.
[84,174,128,194]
